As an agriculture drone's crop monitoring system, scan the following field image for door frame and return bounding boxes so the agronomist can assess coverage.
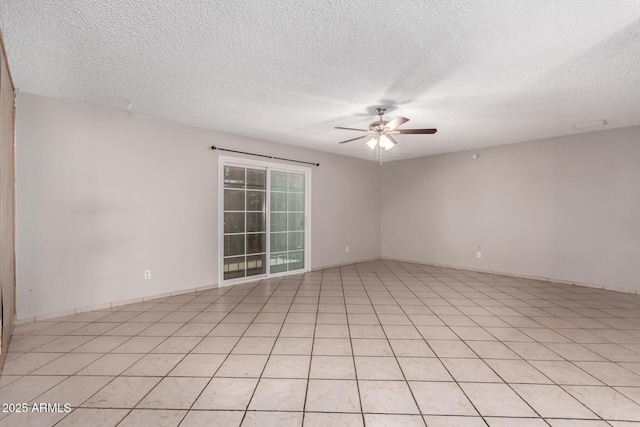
[218,155,312,287]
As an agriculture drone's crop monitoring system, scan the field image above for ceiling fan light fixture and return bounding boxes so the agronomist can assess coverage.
[379,135,394,150]
[335,107,437,159]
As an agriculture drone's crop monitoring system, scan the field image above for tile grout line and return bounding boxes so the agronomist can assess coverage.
[384,260,608,424]
[175,279,277,425]
[340,265,367,425]
[384,260,571,423]
[80,288,241,426]
[364,261,480,424]
[235,275,305,425]
[17,292,214,425]
[301,268,323,425]
[3,260,640,425]
[100,285,252,426]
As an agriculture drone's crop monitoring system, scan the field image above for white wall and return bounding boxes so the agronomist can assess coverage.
[16,94,381,319]
[381,125,640,293]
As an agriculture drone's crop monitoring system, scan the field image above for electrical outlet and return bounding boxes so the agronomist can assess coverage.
[346,246,349,253]
[476,251,482,259]
[144,270,151,279]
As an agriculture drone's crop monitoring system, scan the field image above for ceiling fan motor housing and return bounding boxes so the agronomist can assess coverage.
[334,106,437,146]
[370,121,389,132]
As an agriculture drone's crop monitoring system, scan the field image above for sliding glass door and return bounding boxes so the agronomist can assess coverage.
[220,158,310,285]
[222,166,267,280]
[270,171,305,273]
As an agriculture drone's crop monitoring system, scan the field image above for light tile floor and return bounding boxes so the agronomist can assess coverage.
[1,260,640,426]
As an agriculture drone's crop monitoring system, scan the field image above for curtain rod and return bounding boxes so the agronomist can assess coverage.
[211,145,320,167]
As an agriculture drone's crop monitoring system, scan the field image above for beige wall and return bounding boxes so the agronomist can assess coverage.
[16,94,381,319]
[381,125,640,293]
[15,92,640,319]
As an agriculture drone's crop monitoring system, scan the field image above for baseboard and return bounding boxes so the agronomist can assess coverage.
[20,256,633,323]
[311,256,382,272]
[16,283,219,324]
[17,257,385,323]
[380,257,638,295]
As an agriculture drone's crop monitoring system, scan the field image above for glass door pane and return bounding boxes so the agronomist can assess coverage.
[270,171,305,274]
[223,166,266,280]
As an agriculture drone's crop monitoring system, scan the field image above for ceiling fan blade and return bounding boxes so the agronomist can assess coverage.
[338,135,369,144]
[385,116,409,131]
[386,135,399,145]
[334,126,368,132]
[395,128,438,134]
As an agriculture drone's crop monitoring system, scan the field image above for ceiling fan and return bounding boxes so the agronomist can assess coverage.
[335,108,437,157]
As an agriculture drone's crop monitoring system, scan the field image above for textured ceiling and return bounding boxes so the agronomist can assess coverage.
[1,1,640,161]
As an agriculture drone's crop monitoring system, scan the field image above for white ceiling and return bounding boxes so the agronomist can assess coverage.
[1,1,639,161]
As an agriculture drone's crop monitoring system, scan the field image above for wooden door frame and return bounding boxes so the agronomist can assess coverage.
[0,27,17,373]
